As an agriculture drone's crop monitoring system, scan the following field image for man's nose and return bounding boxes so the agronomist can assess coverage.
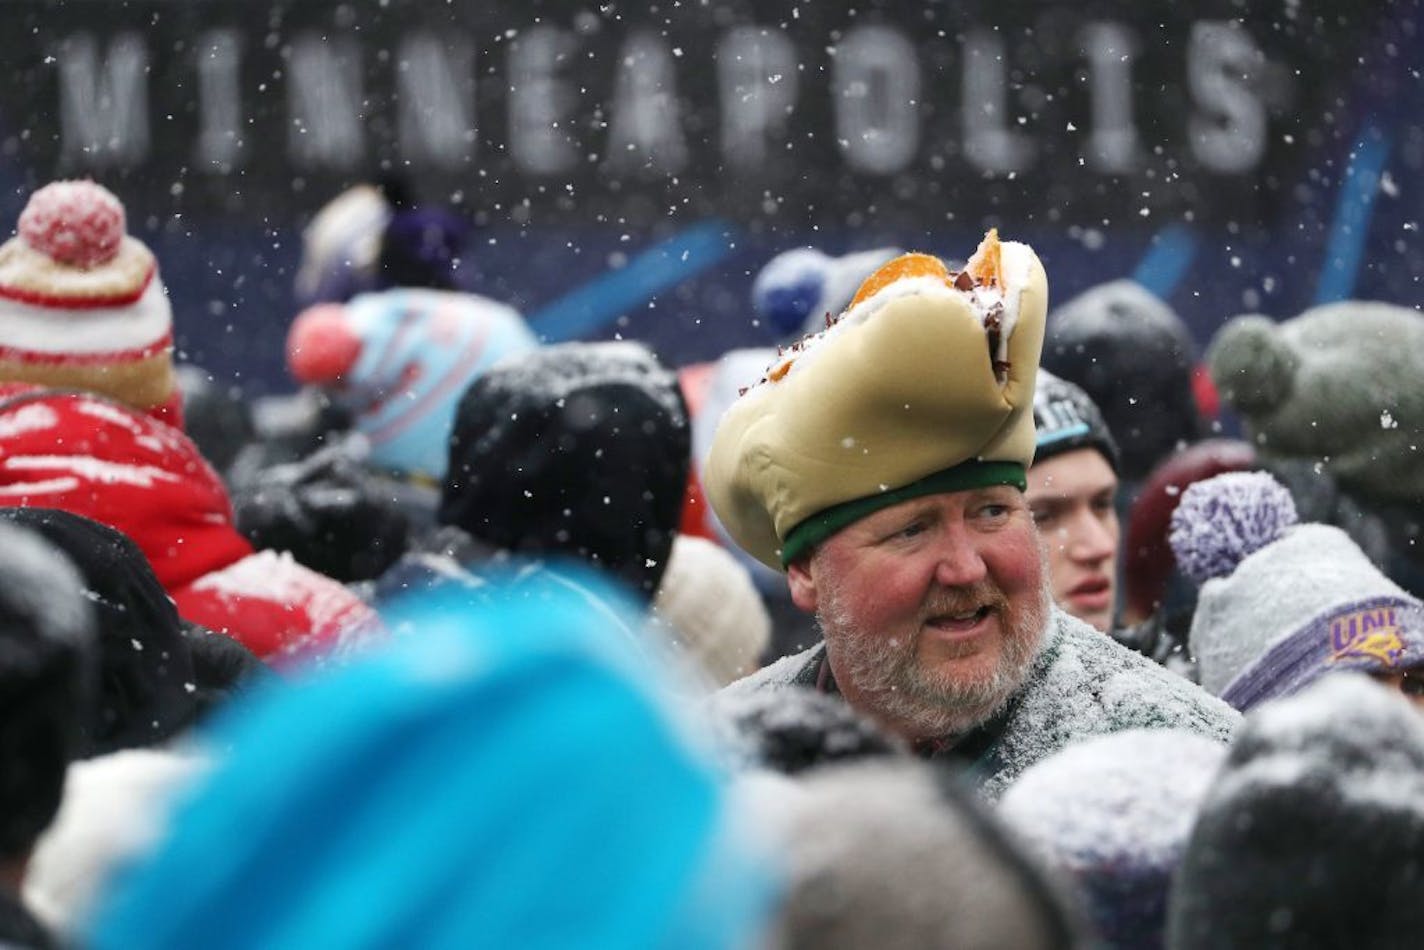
[932,529,989,587]
[1068,510,1117,564]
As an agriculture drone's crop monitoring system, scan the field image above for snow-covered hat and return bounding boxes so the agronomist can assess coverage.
[1170,470,1424,709]
[1208,301,1424,508]
[1167,674,1424,948]
[769,761,1082,949]
[293,184,392,307]
[706,232,1049,569]
[652,534,771,687]
[286,287,538,481]
[0,181,179,425]
[998,729,1227,949]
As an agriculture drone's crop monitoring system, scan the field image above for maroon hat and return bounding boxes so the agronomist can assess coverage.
[1123,439,1258,621]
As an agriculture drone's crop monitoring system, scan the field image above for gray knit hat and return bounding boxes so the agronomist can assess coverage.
[1207,301,1424,508]
[1170,471,1424,709]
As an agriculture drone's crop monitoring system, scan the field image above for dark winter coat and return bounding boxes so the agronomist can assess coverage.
[720,608,1240,799]
[440,342,691,602]
[232,441,414,583]
[0,508,268,756]
[0,890,54,949]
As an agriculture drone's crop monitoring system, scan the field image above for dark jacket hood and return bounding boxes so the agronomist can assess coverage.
[440,341,691,601]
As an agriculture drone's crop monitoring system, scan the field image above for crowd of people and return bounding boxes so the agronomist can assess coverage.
[2,178,1423,948]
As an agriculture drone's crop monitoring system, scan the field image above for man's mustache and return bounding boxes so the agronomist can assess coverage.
[918,581,1009,623]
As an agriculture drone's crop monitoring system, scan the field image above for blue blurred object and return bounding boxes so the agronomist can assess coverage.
[90,569,778,950]
[751,246,902,339]
[286,287,540,481]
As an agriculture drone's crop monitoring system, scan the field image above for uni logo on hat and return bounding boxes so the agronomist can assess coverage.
[1329,606,1406,667]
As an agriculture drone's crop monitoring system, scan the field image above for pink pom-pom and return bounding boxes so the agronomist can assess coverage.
[18,180,126,268]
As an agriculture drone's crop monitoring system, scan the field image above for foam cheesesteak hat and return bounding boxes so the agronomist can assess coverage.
[705,230,1048,570]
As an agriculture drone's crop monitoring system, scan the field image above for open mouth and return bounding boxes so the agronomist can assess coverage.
[925,605,994,634]
[1068,578,1112,610]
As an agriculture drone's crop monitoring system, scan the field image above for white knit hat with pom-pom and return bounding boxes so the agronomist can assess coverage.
[0,180,179,423]
[1170,471,1424,709]
[652,534,771,688]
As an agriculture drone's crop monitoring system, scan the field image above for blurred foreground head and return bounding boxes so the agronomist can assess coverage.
[0,507,199,757]
[89,570,776,949]
[999,729,1227,949]
[0,518,95,864]
[766,761,1082,950]
[1168,674,1424,949]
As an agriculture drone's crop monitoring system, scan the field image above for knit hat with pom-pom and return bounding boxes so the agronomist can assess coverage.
[0,181,180,426]
[1207,302,1424,509]
[1170,470,1424,710]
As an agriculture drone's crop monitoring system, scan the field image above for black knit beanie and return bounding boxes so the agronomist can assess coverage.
[440,342,691,601]
[1167,674,1424,949]
[1043,280,1202,482]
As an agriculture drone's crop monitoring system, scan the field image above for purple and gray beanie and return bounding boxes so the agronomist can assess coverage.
[1170,470,1424,710]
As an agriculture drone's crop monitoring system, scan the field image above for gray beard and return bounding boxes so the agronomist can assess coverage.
[821,580,1051,739]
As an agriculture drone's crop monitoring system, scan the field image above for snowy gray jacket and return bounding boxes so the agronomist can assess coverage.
[720,608,1241,799]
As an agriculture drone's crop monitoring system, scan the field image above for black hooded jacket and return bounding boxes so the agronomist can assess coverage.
[0,508,268,756]
[439,342,691,602]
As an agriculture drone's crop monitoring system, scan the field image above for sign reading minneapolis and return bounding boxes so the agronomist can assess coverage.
[5,0,1388,229]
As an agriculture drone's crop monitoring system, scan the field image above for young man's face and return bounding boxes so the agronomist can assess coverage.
[786,485,1050,742]
[1024,448,1119,632]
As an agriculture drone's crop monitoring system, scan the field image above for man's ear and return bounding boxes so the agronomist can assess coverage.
[786,556,819,614]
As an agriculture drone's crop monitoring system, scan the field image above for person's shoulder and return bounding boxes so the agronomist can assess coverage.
[717,642,825,699]
[1031,610,1240,740]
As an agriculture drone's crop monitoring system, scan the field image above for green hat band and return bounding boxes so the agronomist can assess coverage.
[779,460,1027,566]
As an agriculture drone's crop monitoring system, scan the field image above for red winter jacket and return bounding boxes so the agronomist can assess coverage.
[0,384,379,663]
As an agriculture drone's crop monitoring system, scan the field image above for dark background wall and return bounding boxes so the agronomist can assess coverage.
[2,0,1420,395]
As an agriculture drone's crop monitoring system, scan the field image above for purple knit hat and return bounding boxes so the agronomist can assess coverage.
[1170,471,1424,710]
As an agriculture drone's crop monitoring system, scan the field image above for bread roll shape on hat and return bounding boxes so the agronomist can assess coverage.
[705,230,1049,570]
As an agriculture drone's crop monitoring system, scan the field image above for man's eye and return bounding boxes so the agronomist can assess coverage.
[898,521,927,539]
[1402,675,1424,697]
[980,504,1010,519]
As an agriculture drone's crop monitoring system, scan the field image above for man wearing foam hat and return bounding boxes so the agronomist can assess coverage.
[708,232,1238,796]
